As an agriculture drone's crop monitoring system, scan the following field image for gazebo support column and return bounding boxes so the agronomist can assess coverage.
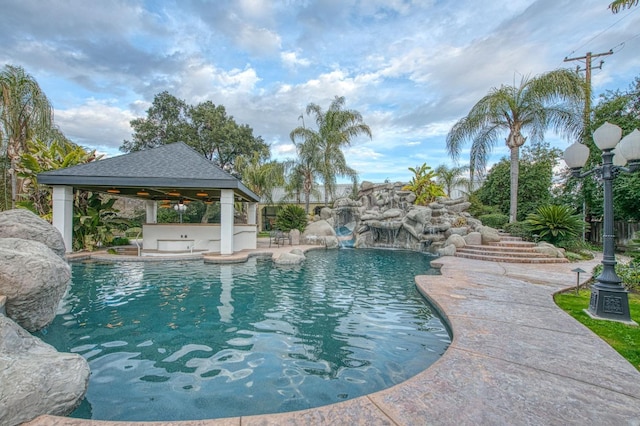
[220,189,234,255]
[145,200,157,224]
[247,202,257,225]
[52,185,74,253]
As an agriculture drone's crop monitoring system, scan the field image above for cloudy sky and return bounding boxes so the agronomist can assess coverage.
[1,0,639,183]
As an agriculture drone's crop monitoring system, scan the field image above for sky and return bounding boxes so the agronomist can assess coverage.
[1,0,639,183]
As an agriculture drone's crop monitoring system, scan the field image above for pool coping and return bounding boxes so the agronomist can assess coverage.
[28,252,640,425]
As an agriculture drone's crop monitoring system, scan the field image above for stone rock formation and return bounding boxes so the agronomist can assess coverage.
[0,237,71,332]
[302,219,339,248]
[274,248,306,265]
[0,209,66,257]
[311,181,484,254]
[0,315,90,426]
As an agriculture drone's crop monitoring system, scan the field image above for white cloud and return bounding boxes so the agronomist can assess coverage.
[281,51,311,69]
[55,100,135,151]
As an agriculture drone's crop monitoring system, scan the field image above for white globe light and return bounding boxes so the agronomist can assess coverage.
[563,142,590,169]
[617,129,640,162]
[613,149,627,167]
[593,122,622,151]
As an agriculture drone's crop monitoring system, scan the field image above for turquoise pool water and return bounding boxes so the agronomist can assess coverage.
[37,249,451,421]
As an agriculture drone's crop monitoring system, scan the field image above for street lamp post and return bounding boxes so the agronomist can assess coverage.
[563,122,640,324]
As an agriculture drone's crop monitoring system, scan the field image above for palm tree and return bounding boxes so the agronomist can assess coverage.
[435,164,470,198]
[1,65,53,208]
[235,152,286,205]
[291,96,372,207]
[446,69,584,223]
[287,132,323,214]
[610,0,639,13]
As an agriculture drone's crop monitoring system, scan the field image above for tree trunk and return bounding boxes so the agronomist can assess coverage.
[509,145,520,223]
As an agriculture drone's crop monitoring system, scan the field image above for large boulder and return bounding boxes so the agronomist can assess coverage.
[437,244,457,256]
[302,219,336,239]
[534,242,566,258]
[274,249,306,265]
[464,231,482,246]
[0,315,90,426]
[479,226,501,245]
[0,209,66,257]
[0,238,71,331]
[445,234,466,248]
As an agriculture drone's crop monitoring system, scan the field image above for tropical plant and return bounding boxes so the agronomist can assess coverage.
[288,131,323,213]
[610,0,639,13]
[0,65,54,208]
[446,69,585,223]
[275,204,307,233]
[16,138,100,217]
[402,163,445,206]
[290,96,371,206]
[235,152,285,205]
[73,193,128,251]
[435,164,469,197]
[525,205,584,246]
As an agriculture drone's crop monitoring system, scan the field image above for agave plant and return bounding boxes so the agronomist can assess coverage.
[526,205,584,246]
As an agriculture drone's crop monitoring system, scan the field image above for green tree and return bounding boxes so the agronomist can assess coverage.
[560,75,640,221]
[290,96,371,206]
[435,164,469,197]
[446,69,585,223]
[121,92,269,173]
[402,163,445,205]
[0,65,53,209]
[287,135,322,214]
[120,91,190,152]
[610,0,639,12]
[476,143,561,221]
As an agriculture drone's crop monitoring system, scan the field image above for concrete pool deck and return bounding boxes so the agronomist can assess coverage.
[28,250,640,425]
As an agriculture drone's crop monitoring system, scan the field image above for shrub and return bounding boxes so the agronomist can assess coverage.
[478,213,509,229]
[525,205,584,246]
[503,221,532,240]
[110,236,130,246]
[275,204,308,233]
[592,262,640,292]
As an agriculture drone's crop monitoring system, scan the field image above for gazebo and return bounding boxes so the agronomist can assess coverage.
[37,142,260,255]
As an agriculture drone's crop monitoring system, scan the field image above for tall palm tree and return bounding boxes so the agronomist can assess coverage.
[1,65,53,208]
[287,131,322,214]
[291,96,372,206]
[610,0,639,13]
[435,164,470,198]
[446,69,584,222]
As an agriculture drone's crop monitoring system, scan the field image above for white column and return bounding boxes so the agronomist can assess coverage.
[220,189,234,255]
[247,202,257,225]
[52,185,74,253]
[145,200,157,224]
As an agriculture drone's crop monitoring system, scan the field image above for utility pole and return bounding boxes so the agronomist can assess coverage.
[564,50,613,140]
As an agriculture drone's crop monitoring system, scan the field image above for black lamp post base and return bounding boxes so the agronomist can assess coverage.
[586,286,637,325]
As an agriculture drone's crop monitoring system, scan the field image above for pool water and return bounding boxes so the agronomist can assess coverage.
[37,249,451,421]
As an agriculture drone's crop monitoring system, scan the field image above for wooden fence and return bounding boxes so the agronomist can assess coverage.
[586,220,639,250]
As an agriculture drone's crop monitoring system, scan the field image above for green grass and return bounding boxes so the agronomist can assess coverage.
[554,289,640,372]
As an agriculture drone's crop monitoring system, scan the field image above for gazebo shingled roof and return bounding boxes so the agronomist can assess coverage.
[38,142,260,202]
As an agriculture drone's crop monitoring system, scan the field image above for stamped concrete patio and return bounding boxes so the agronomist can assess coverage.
[28,250,640,425]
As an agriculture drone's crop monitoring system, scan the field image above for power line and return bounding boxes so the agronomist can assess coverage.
[564,50,614,142]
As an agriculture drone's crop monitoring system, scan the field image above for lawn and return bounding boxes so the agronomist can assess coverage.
[554,289,640,372]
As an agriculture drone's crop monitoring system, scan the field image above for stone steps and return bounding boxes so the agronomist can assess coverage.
[454,235,568,264]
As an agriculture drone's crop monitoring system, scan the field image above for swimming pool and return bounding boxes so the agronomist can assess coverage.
[37,249,451,421]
